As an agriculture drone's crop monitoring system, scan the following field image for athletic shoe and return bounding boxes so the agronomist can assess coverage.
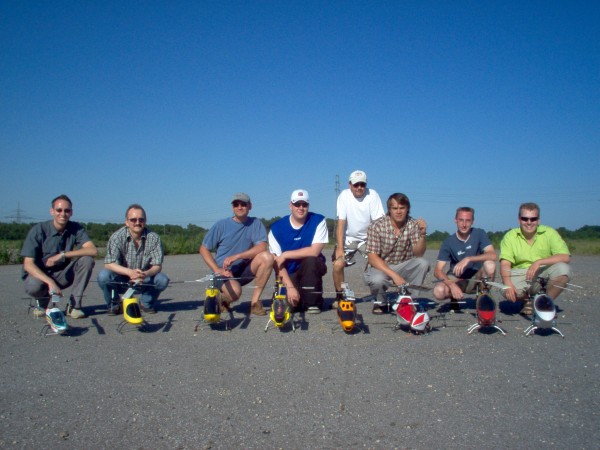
[66,305,86,319]
[307,306,321,314]
[141,305,156,314]
[46,307,68,334]
[108,303,122,316]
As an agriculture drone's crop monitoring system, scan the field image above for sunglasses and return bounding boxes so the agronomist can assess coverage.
[128,218,146,223]
[293,202,309,208]
[232,201,248,208]
[352,182,366,188]
[54,208,72,214]
[520,217,539,223]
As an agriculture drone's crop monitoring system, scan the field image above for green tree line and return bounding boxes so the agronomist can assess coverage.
[1,222,599,265]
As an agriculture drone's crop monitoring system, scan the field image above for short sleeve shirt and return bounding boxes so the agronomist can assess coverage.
[500,225,570,269]
[105,226,164,271]
[365,215,421,265]
[437,228,492,273]
[202,217,267,268]
[21,220,91,272]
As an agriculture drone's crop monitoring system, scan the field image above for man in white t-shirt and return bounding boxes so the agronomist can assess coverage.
[332,170,384,307]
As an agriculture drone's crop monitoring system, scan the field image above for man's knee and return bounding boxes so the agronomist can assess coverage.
[24,276,46,297]
[97,269,114,286]
[76,255,95,272]
[153,273,170,291]
[433,283,447,300]
[414,257,430,272]
[483,260,496,275]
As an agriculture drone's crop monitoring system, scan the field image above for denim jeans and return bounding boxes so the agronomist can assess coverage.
[97,269,169,308]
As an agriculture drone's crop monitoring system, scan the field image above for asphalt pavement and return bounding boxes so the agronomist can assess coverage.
[1,250,599,449]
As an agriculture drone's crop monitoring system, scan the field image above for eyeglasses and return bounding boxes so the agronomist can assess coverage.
[520,216,539,223]
[232,201,248,208]
[54,208,72,214]
[128,218,146,223]
[292,202,309,208]
[352,182,366,188]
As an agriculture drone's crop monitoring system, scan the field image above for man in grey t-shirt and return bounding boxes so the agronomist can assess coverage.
[200,193,273,316]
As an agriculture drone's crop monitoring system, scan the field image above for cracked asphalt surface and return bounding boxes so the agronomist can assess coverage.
[1,250,599,449]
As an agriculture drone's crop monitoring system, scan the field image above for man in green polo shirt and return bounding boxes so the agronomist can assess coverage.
[499,202,571,314]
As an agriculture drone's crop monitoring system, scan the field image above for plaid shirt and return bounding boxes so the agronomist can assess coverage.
[365,215,421,265]
[105,226,164,270]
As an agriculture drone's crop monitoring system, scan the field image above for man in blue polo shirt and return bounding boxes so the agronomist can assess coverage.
[200,193,273,316]
[268,189,329,313]
[433,207,497,307]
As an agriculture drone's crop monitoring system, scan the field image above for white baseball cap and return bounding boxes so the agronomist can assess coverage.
[349,170,367,184]
[290,189,310,203]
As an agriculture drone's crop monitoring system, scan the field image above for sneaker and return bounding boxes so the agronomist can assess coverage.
[372,304,384,315]
[141,305,156,314]
[307,306,321,314]
[330,300,339,310]
[108,303,122,316]
[521,299,533,315]
[221,300,233,313]
[250,302,266,316]
[46,307,68,334]
[32,306,46,318]
[66,305,86,319]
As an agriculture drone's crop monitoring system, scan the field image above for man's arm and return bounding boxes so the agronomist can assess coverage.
[452,244,497,277]
[434,259,464,300]
[45,241,98,268]
[500,259,519,302]
[412,218,427,257]
[222,242,268,270]
[274,243,325,269]
[367,252,406,286]
[23,257,61,295]
[526,253,570,282]
[199,245,223,275]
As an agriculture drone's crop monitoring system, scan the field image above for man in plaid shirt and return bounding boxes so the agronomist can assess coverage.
[363,193,430,314]
[97,204,169,314]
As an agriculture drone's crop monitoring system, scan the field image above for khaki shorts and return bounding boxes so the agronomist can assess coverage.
[447,270,483,294]
[507,262,572,296]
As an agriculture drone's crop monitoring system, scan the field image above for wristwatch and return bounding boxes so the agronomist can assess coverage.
[60,251,66,262]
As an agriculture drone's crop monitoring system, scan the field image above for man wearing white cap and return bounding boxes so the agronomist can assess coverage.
[332,170,384,307]
[200,193,274,316]
[268,189,329,313]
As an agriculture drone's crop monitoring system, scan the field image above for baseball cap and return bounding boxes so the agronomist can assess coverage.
[231,192,251,203]
[349,170,367,184]
[290,189,310,204]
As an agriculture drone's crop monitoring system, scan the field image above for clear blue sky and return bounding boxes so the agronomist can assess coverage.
[1,1,598,234]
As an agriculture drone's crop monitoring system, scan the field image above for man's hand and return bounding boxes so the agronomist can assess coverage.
[447,281,464,300]
[452,258,470,277]
[223,255,239,270]
[504,285,518,302]
[129,269,146,283]
[47,281,62,297]
[391,273,407,287]
[44,252,64,268]
[526,261,541,282]
[286,285,300,306]
[416,218,427,236]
